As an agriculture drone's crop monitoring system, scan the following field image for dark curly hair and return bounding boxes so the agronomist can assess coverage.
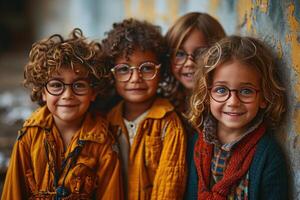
[100,18,170,108]
[24,28,110,109]
[102,18,167,64]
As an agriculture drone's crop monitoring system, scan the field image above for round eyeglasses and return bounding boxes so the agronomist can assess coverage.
[44,79,94,96]
[209,85,260,103]
[172,47,208,66]
[111,62,161,82]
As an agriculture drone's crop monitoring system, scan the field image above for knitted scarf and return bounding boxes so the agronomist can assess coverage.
[194,124,266,200]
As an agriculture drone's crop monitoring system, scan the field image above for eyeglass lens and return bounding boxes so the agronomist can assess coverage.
[45,79,91,96]
[173,47,207,65]
[112,62,160,82]
[210,85,258,103]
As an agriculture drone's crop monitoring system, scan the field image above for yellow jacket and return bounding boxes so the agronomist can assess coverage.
[2,106,123,200]
[108,98,187,200]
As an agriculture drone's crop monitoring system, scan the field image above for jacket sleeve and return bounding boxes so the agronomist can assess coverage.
[250,134,288,200]
[151,112,187,200]
[95,135,124,200]
[1,138,31,200]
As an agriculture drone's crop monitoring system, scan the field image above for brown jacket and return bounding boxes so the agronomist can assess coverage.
[108,98,187,200]
[1,106,123,200]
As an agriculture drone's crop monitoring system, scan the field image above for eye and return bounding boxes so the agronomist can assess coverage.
[239,88,256,96]
[175,50,187,58]
[212,86,229,95]
[194,47,208,59]
[73,80,89,89]
[114,64,130,74]
[140,63,156,73]
[47,80,63,89]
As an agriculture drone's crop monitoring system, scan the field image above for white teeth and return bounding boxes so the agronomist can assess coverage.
[182,72,194,77]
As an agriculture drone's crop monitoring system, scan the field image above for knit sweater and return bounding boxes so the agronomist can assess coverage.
[184,131,288,200]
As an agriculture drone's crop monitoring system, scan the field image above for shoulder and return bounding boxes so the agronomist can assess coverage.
[80,112,111,143]
[17,106,52,141]
[107,101,123,125]
[250,130,287,177]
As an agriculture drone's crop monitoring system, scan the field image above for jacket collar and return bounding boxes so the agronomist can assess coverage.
[108,97,174,127]
[23,106,108,144]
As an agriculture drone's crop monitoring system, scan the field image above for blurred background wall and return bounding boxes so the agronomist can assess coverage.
[0,0,299,198]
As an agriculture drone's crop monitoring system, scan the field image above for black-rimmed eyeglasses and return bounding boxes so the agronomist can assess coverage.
[44,79,94,96]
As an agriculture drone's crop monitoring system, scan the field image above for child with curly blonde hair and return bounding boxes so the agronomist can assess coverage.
[102,18,187,200]
[186,35,288,199]
[2,28,123,200]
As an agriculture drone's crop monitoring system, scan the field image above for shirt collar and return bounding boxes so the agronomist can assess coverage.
[109,97,174,127]
[203,111,265,151]
[23,106,108,144]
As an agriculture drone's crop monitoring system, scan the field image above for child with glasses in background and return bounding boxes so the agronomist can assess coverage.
[165,12,226,113]
[186,35,288,199]
[165,12,226,198]
[102,18,187,200]
[2,28,123,200]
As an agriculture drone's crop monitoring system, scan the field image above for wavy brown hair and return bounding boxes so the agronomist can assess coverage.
[187,35,286,128]
[164,12,226,109]
[24,28,109,108]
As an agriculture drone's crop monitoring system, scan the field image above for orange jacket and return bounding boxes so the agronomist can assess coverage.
[1,106,123,200]
[108,98,187,200]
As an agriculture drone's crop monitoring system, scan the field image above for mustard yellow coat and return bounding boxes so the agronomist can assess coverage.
[1,106,123,200]
[108,98,187,200]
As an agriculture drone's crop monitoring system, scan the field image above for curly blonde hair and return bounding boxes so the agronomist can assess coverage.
[187,35,286,128]
[24,28,109,107]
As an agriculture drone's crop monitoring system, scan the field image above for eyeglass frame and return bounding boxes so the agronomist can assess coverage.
[111,62,161,82]
[44,79,96,96]
[208,85,261,103]
[171,46,208,66]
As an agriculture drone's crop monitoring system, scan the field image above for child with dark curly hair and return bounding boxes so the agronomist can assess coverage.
[2,28,123,200]
[102,19,187,200]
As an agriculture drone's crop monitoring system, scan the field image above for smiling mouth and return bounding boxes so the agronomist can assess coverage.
[223,112,245,116]
[58,104,78,107]
[181,72,194,77]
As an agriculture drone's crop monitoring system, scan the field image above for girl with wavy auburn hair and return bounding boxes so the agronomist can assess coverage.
[185,35,288,200]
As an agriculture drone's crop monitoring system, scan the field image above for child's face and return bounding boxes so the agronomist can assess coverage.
[42,67,96,126]
[113,50,160,105]
[209,60,267,136]
[171,28,208,90]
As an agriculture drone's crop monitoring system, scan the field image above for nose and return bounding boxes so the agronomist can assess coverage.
[227,92,241,106]
[129,68,142,82]
[61,85,74,99]
[183,55,195,68]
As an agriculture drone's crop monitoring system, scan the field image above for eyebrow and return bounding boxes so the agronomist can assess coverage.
[213,81,258,87]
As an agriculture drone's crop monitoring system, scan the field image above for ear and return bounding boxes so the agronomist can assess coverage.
[90,90,97,102]
[42,90,47,102]
[259,98,267,109]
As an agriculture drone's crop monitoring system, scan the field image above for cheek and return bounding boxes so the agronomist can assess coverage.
[114,82,125,94]
[171,64,180,76]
